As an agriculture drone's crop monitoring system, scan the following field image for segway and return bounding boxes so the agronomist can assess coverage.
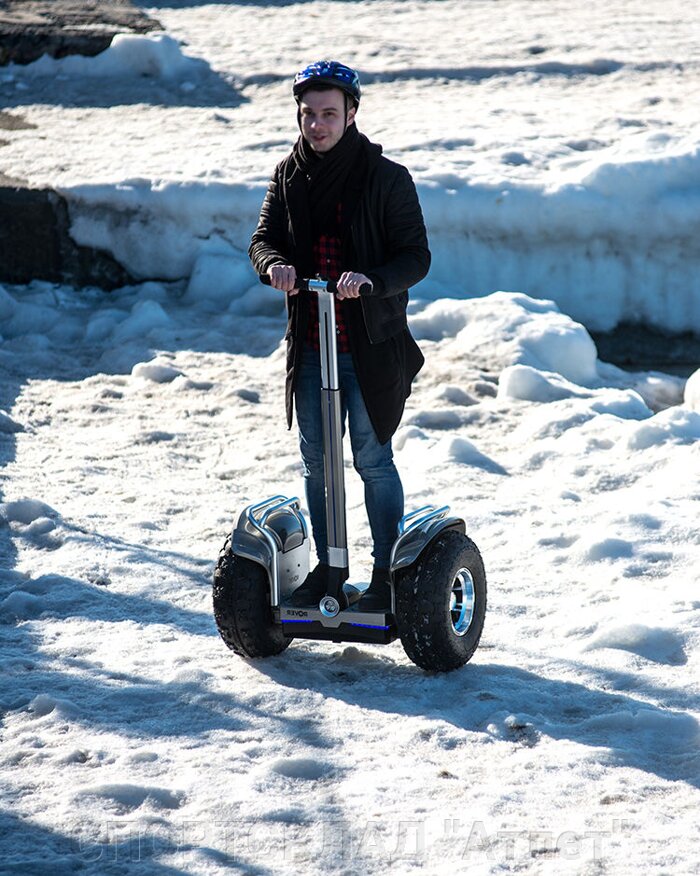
[213,277,486,671]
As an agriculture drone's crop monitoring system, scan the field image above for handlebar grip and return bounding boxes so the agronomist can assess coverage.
[259,274,371,296]
[260,272,306,289]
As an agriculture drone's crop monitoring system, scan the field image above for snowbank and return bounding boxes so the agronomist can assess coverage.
[64,181,263,281]
[419,132,700,331]
[57,130,700,332]
[6,32,207,82]
[409,292,598,385]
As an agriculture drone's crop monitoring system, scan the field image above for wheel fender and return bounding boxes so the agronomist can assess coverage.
[389,517,466,576]
[231,507,275,578]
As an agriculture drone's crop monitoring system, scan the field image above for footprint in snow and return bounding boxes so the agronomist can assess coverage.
[234,388,260,403]
[269,758,333,781]
[135,430,175,444]
[80,783,185,812]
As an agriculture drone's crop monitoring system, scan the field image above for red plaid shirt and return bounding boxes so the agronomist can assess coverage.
[306,207,351,353]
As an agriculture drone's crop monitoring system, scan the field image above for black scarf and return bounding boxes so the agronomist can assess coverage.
[285,123,370,276]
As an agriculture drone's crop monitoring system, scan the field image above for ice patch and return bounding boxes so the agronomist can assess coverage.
[408,297,472,341]
[228,283,286,318]
[2,300,58,340]
[66,180,265,280]
[597,361,686,413]
[511,390,651,445]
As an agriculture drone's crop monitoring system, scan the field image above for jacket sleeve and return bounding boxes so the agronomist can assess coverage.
[366,165,431,298]
[248,164,291,276]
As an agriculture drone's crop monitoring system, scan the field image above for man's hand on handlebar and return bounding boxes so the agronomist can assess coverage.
[336,271,373,300]
[269,264,299,295]
[266,268,372,298]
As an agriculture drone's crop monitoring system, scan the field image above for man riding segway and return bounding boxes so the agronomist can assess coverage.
[249,60,430,609]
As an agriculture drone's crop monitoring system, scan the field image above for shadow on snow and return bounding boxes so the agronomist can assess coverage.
[253,648,700,790]
[0,809,276,876]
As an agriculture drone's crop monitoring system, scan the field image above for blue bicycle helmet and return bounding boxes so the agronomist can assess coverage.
[293,60,361,107]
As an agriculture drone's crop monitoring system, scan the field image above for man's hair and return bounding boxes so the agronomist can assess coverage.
[297,83,357,115]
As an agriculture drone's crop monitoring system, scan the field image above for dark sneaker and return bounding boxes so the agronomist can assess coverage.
[289,562,329,606]
[359,567,392,610]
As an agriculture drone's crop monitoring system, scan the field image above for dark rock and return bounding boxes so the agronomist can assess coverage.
[0,185,134,288]
[0,111,37,131]
[0,1,161,67]
[591,324,700,378]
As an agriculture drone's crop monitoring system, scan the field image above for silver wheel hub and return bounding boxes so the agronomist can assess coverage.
[450,568,475,636]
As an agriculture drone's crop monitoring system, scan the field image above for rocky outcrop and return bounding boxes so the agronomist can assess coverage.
[0,186,134,288]
[0,0,161,67]
[0,2,154,288]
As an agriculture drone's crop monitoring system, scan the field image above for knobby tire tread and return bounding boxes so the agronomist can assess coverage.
[212,536,290,659]
[395,529,487,672]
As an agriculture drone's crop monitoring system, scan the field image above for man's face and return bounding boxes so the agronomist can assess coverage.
[299,87,356,153]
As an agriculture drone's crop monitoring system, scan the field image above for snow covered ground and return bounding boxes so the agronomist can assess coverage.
[1,2,700,874]
[2,0,700,330]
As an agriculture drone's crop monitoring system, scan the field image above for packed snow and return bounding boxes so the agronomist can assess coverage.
[1,2,699,874]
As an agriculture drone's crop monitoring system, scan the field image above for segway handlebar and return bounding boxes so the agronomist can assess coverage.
[259,274,371,296]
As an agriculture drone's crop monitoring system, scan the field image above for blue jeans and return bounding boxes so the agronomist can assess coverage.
[295,346,404,568]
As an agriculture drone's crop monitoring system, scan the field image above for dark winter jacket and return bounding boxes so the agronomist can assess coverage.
[249,135,431,443]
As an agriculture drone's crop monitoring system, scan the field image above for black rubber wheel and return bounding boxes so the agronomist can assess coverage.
[212,536,291,659]
[395,529,486,672]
